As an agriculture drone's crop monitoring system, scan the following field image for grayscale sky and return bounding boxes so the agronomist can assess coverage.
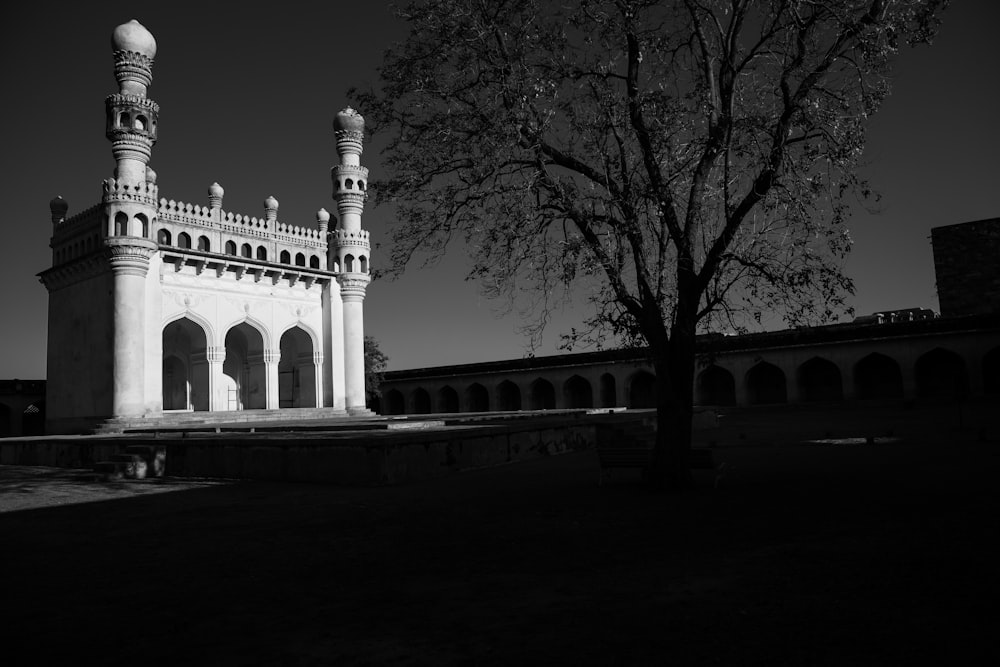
[0,1,997,378]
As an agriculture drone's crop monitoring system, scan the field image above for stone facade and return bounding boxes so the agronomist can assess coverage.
[38,21,371,434]
[932,217,1000,317]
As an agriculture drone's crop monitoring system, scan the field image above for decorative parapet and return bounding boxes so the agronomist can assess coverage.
[332,228,370,250]
[103,177,159,206]
[156,198,327,249]
[51,204,103,236]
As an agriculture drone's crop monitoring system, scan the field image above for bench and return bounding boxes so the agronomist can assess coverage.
[596,446,716,485]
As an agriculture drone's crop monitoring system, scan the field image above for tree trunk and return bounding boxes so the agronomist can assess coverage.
[647,307,699,491]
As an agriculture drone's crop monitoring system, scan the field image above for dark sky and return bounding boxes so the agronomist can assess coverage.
[1,1,997,378]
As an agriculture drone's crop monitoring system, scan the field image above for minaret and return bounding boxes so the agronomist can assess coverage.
[332,108,371,413]
[104,19,160,417]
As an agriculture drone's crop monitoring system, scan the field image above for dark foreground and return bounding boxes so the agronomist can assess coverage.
[2,435,998,666]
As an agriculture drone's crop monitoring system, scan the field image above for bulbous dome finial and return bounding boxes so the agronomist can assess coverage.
[208,182,225,198]
[334,107,365,133]
[316,208,331,224]
[50,196,69,218]
[112,20,157,58]
[145,166,157,184]
[264,195,279,210]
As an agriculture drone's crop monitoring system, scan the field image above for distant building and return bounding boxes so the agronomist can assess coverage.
[379,218,1000,415]
[38,21,372,434]
[932,217,1000,317]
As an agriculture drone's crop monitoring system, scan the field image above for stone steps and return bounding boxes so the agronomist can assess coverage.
[92,407,356,434]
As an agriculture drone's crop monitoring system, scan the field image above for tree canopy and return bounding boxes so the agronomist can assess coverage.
[355,0,945,484]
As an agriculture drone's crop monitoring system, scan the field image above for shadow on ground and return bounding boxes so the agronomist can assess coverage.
[1,430,998,665]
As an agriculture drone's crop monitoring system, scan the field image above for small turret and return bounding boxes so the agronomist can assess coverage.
[208,182,224,210]
[264,196,279,224]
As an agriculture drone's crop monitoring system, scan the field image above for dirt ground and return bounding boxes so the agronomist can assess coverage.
[2,429,998,665]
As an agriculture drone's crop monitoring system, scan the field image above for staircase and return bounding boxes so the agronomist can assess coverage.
[91,407,356,434]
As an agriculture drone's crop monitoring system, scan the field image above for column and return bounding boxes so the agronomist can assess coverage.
[106,238,157,417]
[339,277,368,412]
[207,345,227,411]
[264,349,280,409]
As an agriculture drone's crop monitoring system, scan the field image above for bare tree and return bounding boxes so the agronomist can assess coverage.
[355,0,945,487]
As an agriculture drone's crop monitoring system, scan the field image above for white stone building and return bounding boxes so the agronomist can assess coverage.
[39,20,372,434]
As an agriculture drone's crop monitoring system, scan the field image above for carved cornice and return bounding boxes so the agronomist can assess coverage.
[106,237,157,277]
[337,275,370,301]
[113,50,154,89]
[37,254,107,292]
[108,133,154,162]
[332,228,370,250]
[103,177,159,206]
[334,129,364,156]
[105,93,160,114]
[336,191,366,217]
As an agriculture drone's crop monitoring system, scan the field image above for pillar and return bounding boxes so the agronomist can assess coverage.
[106,238,157,417]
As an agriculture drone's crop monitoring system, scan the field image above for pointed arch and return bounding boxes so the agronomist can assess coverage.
[278,325,318,408]
[746,362,787,404]
[465,383,489,412]
[162,317,211,411]
[411,387,432,414]
[696,365,736,406]
[563,375,593,409]
[854,353,903,400]
[437,385,460,412]
[528,378,556,410]
[915,348,969,399]
[627,371,656,408]
[496,380,522,411]
[384,389,405,415]
[797,357,843,402]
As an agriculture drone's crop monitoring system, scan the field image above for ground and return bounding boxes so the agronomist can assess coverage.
[1,419,998,665]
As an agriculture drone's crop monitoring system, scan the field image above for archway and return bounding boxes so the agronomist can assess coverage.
[384,389,404,415]
[563,375,593,409]
[696,365,736,406]
[224,322,267,410]
[798,357,843,402]
[438,385,460,412]
[162,318,210,411]
[465,383,489,412]
[746,362,787,404]
[854,353,903,400]
[599,373,617,408]
[279,326,317,408]
[527,378,555,410]
[916,348,969,399]
[496,380,522,411]
[628,371,656,408]
[22,403,44,436]
[411,387,432,414]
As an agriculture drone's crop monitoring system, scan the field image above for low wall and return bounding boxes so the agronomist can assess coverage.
[0,421,599,485]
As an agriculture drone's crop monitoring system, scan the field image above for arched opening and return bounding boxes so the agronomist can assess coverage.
[118,111,129,128]
[360,256,368,273]
[241,243,252,258]
[854,353,903,400]
[627,371,656,408]
[134,213,148,237]
[280,250,291,264]
[295,252,306,267]
[256,246,267,261]
[746,362,787,405]
[178,232,192,249]
[197,235,211,252]
[384,389,404,415]
[915,348,969,399]
[134,115,147,130]
[224,322,267,410]
[345,254,355,272]
[465,383,489,412]
[157,229,171,245]
[114,212,128,236]
[279,326,317,408]
[225,240,237,255]
[599,373,617,408]
[162,318,210,411]
[496,380,522,411]
[411,388,432,414]
[984,347,1000,394]
[563,375,593,409]
[798,357,843,402]
[696,365,736,406]
[22,403,45,436]
[438,386,460,413]
[309,255,320,269]
[528,378,556,410]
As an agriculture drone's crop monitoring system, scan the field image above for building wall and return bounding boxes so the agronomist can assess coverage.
[932,218,1000,317]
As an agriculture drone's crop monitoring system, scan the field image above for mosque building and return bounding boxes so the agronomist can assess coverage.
[39,20,371,434]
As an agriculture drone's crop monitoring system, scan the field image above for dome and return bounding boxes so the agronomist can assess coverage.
[264,195,279,210]
[333,107,365,133]
[316,208,331,224]
[111,20,157,58]
[208,182,225,198]
[49,196,69,215]
[145,166,157,184]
